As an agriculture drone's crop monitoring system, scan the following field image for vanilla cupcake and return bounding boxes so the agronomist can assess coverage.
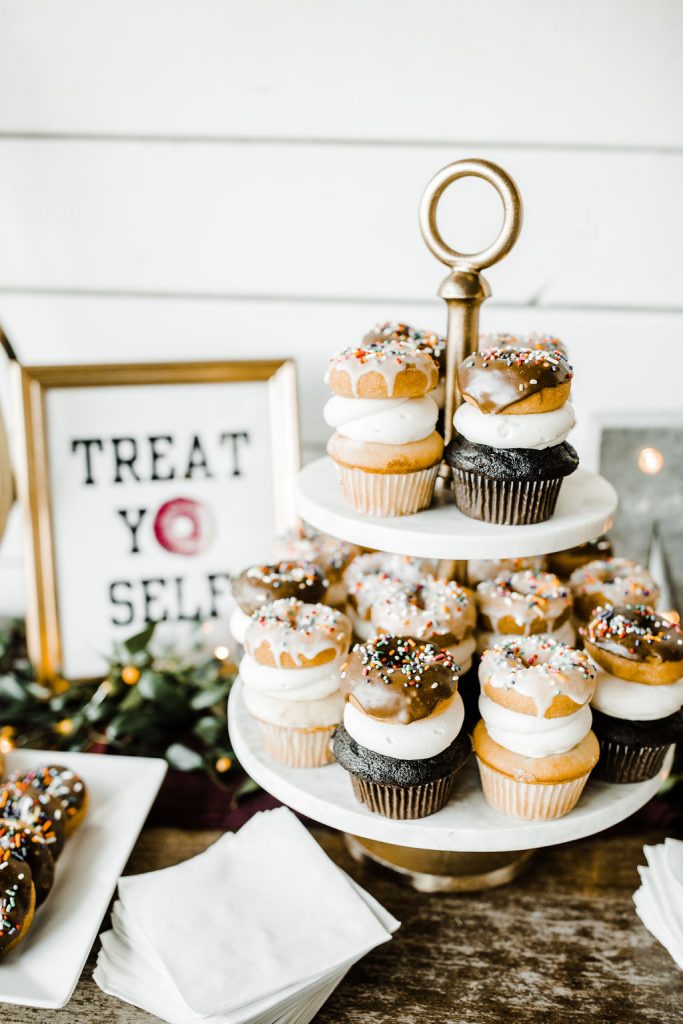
[342,552,435,641]
[445,346,578,524]
[229,561,327,645]
[272,525,361,607]
[476,570,574,651]
[569,557,660,628]
[473,637,599,819]
[333,636,470,818]
[371,576,477,672]
[584,605,683,782]
[325,341,443,516]
[240,598,351,767]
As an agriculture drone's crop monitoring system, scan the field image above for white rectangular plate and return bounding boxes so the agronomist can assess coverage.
[0,748,167,1008]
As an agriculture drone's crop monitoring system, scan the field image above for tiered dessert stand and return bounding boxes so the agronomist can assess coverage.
[228,160,673,892]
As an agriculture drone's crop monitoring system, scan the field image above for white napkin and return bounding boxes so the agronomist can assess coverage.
[633,838,683,969]
[94,807,399,1023]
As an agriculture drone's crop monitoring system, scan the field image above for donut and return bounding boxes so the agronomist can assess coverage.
[569,558,660,624]
[17,765,88,836]
[476,570,572,636]
[363,321,447,371]
[371,576,476,652]
[271,527,360,606]
[230,561,328,645]
[244,598,352,670]
[325,341,439,399]
[0,857,35,955]
[0,819,55,906]
[468,555,546,586]
[584,605,683,686]
[481,332,568,359]
[0,782,66,859]
[479,636,596,719]
[153,497,215,556]
[457,346,573,415]
[343,553,435,640]
[546,536,613,580]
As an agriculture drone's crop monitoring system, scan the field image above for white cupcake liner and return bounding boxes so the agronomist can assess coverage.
[476,758,591,820]
[335,463,439,517]
[254,719,336,768]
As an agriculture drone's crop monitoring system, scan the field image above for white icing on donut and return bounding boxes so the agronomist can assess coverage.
[477,618,576,654]
[344,693,464,760]
[325,342,438,397]
[479,636,596,718]
[479,693,592,758]
[468,556,546,586]
[239,653,344,701]
[454,400,575,450]
[244,599,351,668]
[590,663,683,721]
[343,553,435,620]
[569,558,660,607]
[371,576,475,642]
[476,570,571,632]
[271,527,359,584]
[324,394,438,445]
[243,686,343,728]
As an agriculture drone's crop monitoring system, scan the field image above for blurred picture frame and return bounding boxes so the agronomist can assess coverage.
[12,359,300,682]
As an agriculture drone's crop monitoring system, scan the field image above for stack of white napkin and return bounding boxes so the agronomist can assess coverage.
[634,838,683,969]
[94,808,399,1023]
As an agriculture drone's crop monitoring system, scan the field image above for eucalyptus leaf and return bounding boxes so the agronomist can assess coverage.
[124,622,157,654]
[189,684,231,710]
[166,742,204,772]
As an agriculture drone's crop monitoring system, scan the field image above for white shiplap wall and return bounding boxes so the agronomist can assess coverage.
[0,0,681,614]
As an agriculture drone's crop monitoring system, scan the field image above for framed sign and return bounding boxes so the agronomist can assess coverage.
[13,359,299,681]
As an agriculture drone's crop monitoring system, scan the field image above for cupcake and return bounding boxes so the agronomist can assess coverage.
[569,557,660,629]
[324,341,443,516]
[229,561,327,645]
[342,552,435,641]
[272,526,361,608]
[333,636,470,818]
[444,346,579,524]
[546,535,613,581]
[468,555,546,587]
[240,598,351,768]
[475,570,574,651]
[473,636,599,819]
[583,605,683,782]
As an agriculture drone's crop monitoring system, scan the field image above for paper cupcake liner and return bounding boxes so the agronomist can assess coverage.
[476,758,591,819]
[335,463,439,517]
[452,470,563,525]
[590,739,671,784]
[255,720,336,768]
[350,772,455,819]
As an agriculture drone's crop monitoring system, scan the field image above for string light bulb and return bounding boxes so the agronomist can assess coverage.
[0,726,15,754]
[215,755,232,773]
[121,665,141,685]
[213,645,230,662]
[637,447,664,475]
[55,718,74,736]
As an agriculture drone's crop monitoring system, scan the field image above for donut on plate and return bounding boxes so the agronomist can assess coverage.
[0,857,35,955]
[0,782,66,860]
[0,819,55,906]
[16,765,88,836]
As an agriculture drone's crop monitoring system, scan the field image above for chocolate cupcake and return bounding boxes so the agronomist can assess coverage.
[333,636,470,818]
[445,346,578,524]
[584,605,683,782]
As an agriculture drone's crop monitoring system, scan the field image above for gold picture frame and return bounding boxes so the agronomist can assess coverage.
[12,359,300,682]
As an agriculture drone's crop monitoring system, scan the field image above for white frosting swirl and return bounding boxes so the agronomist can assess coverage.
[239,653,344,701]
[590,663,683,721]
[454,401,575,450]
[479,693,592,758]
[344,693,464,760]
[243,686,343,728]
[324,394,438,445]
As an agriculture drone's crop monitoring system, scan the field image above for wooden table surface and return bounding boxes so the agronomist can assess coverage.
[7,826,683,1024]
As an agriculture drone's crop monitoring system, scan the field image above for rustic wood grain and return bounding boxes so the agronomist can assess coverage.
[5,827,682,1023]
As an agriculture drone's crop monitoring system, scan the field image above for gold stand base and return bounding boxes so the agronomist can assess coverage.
[345,835,535,893]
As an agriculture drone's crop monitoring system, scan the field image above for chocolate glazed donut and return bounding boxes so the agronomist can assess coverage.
[584,605,683,684]
[0,783,66,860]
[457,347,573,414]
[0,857,35,955]
[0,819,55,906]
[231,562,327,615]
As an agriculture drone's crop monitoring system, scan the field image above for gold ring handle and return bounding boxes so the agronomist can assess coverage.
[419,159,523,271]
